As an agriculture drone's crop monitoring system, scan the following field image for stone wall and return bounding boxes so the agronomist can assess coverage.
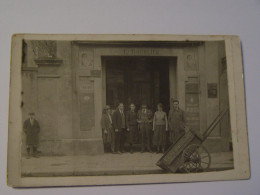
[199,41,231,152]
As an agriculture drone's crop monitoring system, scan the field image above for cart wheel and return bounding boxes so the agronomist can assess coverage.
[181,144,211,173]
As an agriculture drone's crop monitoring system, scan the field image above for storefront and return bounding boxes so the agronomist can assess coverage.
[21,40,231,155]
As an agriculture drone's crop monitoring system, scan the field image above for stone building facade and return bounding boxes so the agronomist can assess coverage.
[21,40,231,155]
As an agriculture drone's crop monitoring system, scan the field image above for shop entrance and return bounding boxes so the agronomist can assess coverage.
[103,56,175,113]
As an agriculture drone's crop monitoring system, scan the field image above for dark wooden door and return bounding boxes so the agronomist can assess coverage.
[132,82,151,109]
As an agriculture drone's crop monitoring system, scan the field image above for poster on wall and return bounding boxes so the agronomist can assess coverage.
[7,34,249,187]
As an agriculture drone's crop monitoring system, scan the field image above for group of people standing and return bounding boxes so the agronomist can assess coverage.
[101,99,186,154]
[22,100,186,158]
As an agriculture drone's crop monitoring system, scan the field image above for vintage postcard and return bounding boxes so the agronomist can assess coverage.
[7,34,250,187]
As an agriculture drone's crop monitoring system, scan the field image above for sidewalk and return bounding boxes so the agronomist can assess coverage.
[21,152,234,177]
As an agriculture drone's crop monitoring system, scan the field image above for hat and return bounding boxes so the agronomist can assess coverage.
[105,105,111,110]
[172,99,179,103]
[141,104,147,108]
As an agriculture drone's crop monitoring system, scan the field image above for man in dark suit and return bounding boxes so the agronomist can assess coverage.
[101,105,114,153]
[168,99,186,144]
[112,103,126,153]
[23,112,40,158]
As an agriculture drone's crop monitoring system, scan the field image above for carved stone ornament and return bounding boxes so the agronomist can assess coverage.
[31,40,57,59]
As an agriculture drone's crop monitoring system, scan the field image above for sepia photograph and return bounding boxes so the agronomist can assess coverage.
[7,34,249,187]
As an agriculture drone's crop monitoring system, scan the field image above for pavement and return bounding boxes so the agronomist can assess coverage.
[21,151,234,177]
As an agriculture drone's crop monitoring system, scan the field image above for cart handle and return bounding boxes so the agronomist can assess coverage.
[202,109,229,140]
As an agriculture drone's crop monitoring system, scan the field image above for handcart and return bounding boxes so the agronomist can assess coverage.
[156,109,229,173]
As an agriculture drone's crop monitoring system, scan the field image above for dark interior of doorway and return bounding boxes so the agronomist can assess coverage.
[104,56,171,113]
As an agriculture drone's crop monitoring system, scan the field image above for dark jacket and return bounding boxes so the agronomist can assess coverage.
[168,108,186,142]
[126,110,137,128]
[101,112,113,143]
[101,112,113,131]
[168,108,185,131]
[23,118,40,145]
[112,109,126,131]
[137,109,153,124]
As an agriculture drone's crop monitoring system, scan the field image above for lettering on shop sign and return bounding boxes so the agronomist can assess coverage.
[122,48,160,55]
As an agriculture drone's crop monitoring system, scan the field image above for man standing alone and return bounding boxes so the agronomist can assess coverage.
[112,103,126,153]
[168,100,186,144]
[23,112,40,158]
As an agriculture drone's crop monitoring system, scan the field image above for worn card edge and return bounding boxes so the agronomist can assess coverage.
[7,34,250,187]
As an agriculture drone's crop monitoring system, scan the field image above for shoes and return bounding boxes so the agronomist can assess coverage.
[33,153,40,158]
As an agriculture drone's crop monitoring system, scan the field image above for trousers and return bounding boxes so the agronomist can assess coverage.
[114,128,126,152]
[140,123,152,150]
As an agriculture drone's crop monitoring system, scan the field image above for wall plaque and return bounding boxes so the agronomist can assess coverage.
[80,50,94,69]
[184,53,197,71]
[79,77,94,92]
[185,83,199,94]
[185,93,200,132]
